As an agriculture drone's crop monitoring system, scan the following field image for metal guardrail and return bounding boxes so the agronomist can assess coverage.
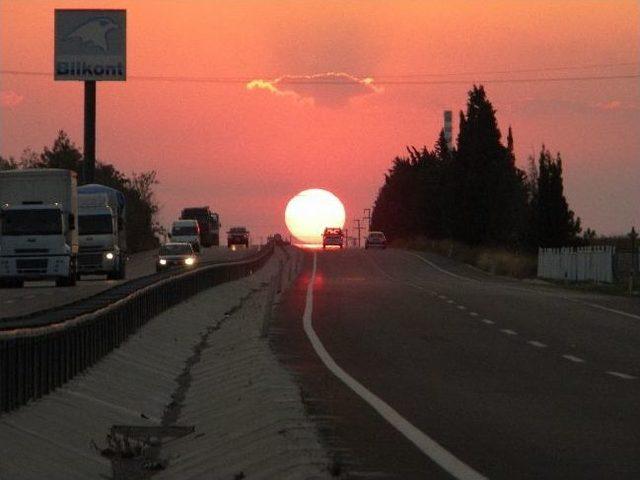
[0,243,274,414]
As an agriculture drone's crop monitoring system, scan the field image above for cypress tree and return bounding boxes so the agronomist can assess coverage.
[534,147,581,247]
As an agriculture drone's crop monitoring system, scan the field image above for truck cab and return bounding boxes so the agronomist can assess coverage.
[77,185,127,280]
[0,169,78,288]
[227,226,250,248]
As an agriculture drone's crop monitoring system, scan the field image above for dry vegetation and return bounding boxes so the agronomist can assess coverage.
[393,236,537,279]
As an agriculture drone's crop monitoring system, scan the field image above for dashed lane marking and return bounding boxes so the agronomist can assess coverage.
[605,371,637,380]
[457,305,466,311]
[303,253,487,480]
[469,312,479,317]
[527,341,547,348]
[447,300,455,304]
[562,354,585,363]
[482,319,495,325]
[500,329,518,336]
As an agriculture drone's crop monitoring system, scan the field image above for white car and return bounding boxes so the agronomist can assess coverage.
[169,219,201,252]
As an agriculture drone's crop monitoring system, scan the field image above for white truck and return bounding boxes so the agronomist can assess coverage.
[77,184,127,280]
[0,169,79,288]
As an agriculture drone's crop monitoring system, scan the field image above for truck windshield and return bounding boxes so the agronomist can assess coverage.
[79,215,113,235]
[172,226,197,236]
[1,209,62,236]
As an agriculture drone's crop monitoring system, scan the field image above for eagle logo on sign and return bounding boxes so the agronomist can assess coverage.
[65,17,118,52]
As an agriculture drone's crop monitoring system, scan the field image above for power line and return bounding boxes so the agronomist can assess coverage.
[372,61,640,78]
[1,71,638,85]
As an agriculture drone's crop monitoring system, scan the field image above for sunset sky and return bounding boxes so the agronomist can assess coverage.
[1,0,638,240]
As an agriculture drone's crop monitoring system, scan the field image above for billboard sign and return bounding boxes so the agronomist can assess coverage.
[55,9,126,81]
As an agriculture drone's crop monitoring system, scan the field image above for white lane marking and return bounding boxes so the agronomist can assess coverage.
[500,329,518,336]
[457,305,466,311]
[579,302,640,321]
[482,319,494,325]
[562,354,585,363]
[447,300,455,304]
[4,300,15,304]
[469,312,479,317]
[605,371,637,380]
[438,295,448,300]
[303,253,487,480]
[527,341,547,348]
[406,251,640,321]
[405,251,480,283]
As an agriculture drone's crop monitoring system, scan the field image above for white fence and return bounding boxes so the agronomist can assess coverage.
[537,246,615,283]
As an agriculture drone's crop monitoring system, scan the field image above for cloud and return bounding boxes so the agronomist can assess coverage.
[594,100,639,112]
[0,90,24,108]
[246,72,381,107]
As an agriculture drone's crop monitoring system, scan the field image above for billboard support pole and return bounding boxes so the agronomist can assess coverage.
[83,80,96,184]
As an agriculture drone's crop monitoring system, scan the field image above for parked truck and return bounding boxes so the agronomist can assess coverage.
[180,207,221,247]
[0,169,78,288]
[77,184,127,280]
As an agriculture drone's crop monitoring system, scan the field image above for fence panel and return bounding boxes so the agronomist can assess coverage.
[537,246,614,283]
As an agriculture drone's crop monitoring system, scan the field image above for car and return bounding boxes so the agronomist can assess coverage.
[365,231,387,249]
[322,227,344,249]
[156,242,198,272]
[228,226,250,248]
[169,219,201,252]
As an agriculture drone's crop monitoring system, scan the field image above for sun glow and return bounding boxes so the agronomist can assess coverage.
[285,189,346,244]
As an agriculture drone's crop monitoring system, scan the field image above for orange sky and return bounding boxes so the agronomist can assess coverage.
[1,0,638,238]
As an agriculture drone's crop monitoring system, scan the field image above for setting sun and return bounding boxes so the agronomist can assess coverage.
[285,189,345,244]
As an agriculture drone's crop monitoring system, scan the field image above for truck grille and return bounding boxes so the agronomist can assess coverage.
[79,253,103,267]
[16,258,48,273]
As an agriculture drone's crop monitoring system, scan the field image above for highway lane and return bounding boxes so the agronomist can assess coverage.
[272,248,640,479]
[0,245,260,319]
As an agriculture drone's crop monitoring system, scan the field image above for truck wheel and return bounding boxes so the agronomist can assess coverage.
[0,279,22,288]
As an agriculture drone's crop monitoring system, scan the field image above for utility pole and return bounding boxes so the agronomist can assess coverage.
[353,219,364,248]
[363,208,371,230]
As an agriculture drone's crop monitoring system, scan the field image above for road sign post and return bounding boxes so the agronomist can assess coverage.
[55,9,126,184]
[83,81,96,183]
[629,227,638,294]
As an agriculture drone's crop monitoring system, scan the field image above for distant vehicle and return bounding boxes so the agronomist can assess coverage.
[227,227,250,248]
[169,219,201,252]
[180,207,221,247]
[365,231,387,249]
[0,169,78,288]
[156,242,197,272]
[77,184,127,280]
[322,227,344,249]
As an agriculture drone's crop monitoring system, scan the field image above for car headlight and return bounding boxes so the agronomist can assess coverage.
[105,252,115,260]
[159,258,167,265]
[184,257,195,266]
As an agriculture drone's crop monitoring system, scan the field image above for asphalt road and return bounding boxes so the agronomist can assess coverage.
[0,245,260,319]
[272,247,640,479]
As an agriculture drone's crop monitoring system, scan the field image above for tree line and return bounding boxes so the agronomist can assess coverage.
[0,131,160,252]
[371,85,582,250]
